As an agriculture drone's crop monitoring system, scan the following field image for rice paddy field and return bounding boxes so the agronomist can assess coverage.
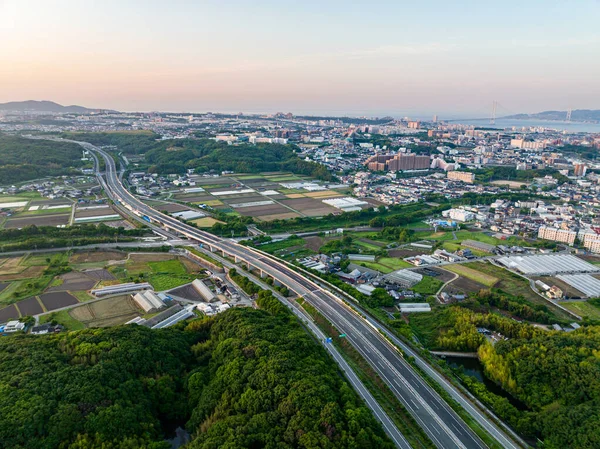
[0,250,207,327]
[0,194,76,229]
[159,172,367,222]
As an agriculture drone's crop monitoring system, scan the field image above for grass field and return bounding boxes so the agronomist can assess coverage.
[412,276,444,295]
[15,207,72,216]
[40,309,85,331]
[71,290,94,302]
[444,264,499,287]
[0,195,32,202]
[463,262,574,320]
[146,258,200,291]
[561,301,600,320]
[23,253,69,267]
[0,275,53,305]
[257,237,306,253]
[354,240,383,252]
[359,257,412,274]
[190,217,224,227]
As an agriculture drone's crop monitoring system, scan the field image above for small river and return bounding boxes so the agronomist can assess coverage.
[444,356,528,411]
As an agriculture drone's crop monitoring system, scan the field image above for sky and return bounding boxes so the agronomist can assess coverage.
[0,0,599,117]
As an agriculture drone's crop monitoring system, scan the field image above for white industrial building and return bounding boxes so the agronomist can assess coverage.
[192,279,216,302]
[91,282,152,297]
[172,210,206,220]
[556,274,600,298]
[398,303,431,313]
[498,255,599,276]
[196,301,231,316]
[322,197,368,212]
[152,305,195,329]
[348,254,376,262]
[442,208,475,222]
[3,321,25,333]
[133,290,165,313]
[385,269,423,288]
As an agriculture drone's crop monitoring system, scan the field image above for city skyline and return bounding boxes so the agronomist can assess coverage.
[1,0,599,116]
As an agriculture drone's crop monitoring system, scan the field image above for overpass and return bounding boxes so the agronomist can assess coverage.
[67,138,522,449]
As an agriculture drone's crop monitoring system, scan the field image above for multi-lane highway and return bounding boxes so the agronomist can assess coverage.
[72,139,520,449]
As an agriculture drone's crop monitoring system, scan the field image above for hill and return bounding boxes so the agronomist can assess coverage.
[60,132,334,180]
[0,134,87,185]
[0,303,392,449]
[504,109,600,122]
[0,100,114,114]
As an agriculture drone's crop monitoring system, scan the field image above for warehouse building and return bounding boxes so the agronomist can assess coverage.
[192,279,215,302]
[498,255,599,276]
[384,269,423,288]
[133,290,165,313]
[398,303,431,313]
[91,282,152,297]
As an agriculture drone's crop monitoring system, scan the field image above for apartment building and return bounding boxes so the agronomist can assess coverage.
[537,226,576,245]
[365,153,430,172]
[510,138,547,150]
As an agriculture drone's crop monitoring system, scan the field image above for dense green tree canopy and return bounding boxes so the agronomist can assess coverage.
[0,306,392,449]
[0,135,86,184]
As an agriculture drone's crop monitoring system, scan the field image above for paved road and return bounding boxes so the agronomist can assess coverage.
[66,138,519,449]
[207,249,411,448]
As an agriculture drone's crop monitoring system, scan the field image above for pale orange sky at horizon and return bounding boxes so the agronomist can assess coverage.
[1,0,599,116]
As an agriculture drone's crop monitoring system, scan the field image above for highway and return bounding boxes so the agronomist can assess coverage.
[73,138,518,449]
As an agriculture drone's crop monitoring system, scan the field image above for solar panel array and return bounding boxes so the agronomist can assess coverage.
[497,254,599,276]
[557,274,600,298]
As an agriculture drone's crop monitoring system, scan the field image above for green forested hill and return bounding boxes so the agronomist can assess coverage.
[144,139,332,180]
[0,135,85,184]
[61,130,160,155]
[60,131,332,180]
[479,327,600,449]
[410,304,600,448]
[0,300,392,449]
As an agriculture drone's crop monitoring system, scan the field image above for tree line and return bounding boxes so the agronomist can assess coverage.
[0,224,149,251]
[0,134,86,184]
[0,304,393,448]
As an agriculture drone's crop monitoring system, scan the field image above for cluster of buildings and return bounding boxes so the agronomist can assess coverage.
[365,152,431,172]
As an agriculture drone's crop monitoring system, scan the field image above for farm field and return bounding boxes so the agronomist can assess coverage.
[160,172,353,222]
[443,264,499,287]
[39,309,86,331]
[561,301,600,320]
[461,262,574,320]
[3,214,71,229]
[190,217,224,227]
[69,295,141,328]
[0,250,207,325]
[109,254,202,291]
[358,257,412,274]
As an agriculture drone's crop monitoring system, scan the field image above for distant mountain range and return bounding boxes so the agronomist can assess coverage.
[504,109,600,122]
[0,100,116,114]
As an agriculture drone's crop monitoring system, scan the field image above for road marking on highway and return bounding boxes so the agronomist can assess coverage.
[86,139,496,449]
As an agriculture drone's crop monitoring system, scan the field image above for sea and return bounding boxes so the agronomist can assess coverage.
[452,118,600,134]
